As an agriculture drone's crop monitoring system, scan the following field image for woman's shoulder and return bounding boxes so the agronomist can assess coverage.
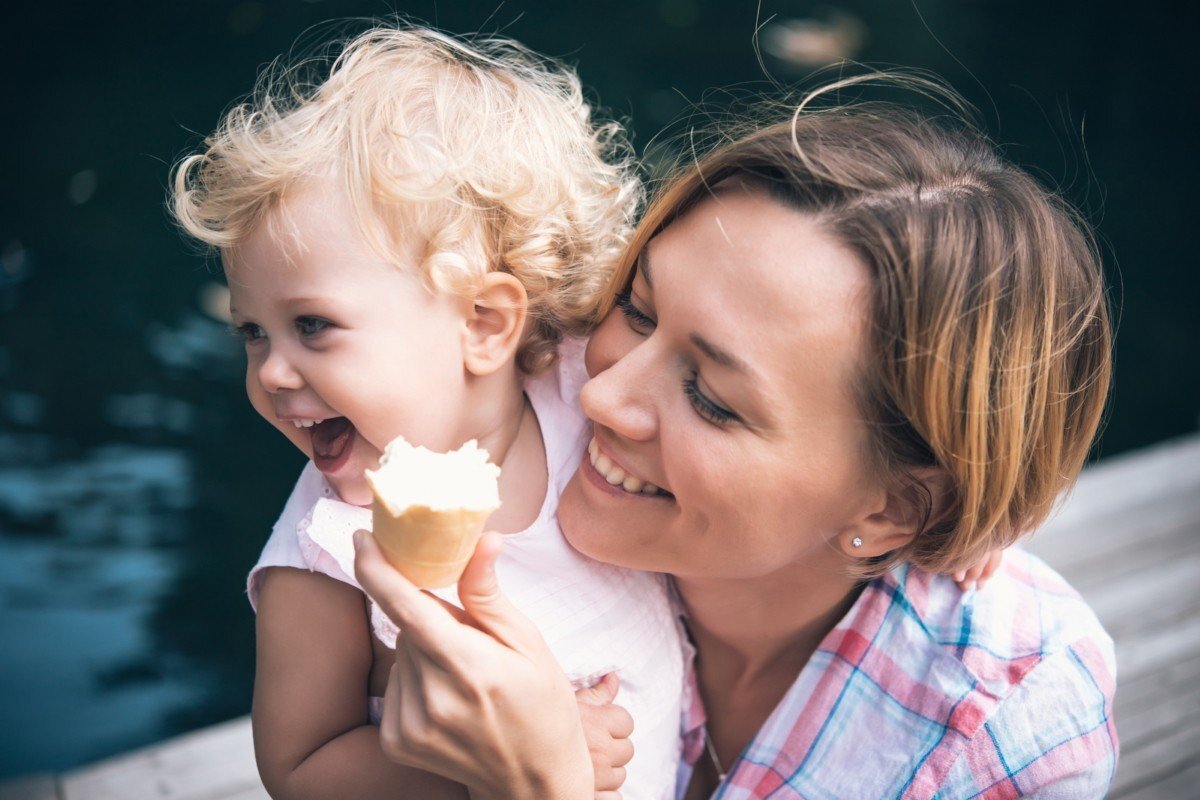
[884,549,1114,694]
[810,552,1118,795]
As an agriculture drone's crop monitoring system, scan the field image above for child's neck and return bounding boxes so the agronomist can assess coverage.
[468,378,547,535]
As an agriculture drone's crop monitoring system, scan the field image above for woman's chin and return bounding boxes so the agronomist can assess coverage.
[558,472,651,570]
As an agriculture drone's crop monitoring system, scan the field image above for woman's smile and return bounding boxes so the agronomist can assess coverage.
[583,435,673,498]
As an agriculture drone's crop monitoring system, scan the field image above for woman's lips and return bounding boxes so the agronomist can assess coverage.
[310,417,354,473]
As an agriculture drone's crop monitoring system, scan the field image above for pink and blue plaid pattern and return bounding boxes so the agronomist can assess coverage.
[678,548,1118,799]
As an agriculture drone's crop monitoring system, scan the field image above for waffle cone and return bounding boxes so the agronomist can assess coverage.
[371,498,492,589]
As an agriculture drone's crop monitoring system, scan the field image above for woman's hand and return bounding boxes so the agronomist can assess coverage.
[354,529,595,800]
[953,548,1005,591]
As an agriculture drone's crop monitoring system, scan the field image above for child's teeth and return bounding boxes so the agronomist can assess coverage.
[588,438,598,458]
[641,482,659,494]
[595,454,613,474]
[622,475,644,492]
[605,467,626,486]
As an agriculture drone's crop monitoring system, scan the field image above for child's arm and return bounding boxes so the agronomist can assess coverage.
[253,567,469,799]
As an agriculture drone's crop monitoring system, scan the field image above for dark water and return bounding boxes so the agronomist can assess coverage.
[1,0,1196,778]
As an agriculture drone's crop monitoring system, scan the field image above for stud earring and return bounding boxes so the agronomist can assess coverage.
[851,537,863,549]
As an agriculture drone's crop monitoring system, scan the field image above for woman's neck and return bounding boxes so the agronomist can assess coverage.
[675,561,864,767]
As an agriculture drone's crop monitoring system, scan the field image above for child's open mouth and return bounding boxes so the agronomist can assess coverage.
[310,417,355,473]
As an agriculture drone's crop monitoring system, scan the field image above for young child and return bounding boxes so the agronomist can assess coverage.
[171,26,684,799]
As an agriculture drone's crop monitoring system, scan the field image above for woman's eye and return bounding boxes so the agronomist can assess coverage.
[683,375,738,427]
[232,322,264,342]
[615,291,656,333]
[296,316,331,337]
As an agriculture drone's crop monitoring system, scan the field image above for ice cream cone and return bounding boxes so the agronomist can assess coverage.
[366,437,500,589]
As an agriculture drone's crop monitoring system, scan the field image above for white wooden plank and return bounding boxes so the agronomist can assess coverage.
[1116,757,1200,800]
[1109,711,1200,798]
[1117,647,1200,712]
[1070,541,1200,638]
[1028,434,1200,559]
[0,775,59,800]
[1115,666,1200,754]
[1044,435,1200,530]
[59,716,265,800]
[1048,515,1200,594]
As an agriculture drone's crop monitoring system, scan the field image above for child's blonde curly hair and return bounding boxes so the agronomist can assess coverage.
[171,24,641,374]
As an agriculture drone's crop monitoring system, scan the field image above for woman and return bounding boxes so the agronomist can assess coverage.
[354,79,1117,799]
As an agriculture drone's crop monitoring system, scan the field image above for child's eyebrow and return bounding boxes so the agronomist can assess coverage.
[283,296,335,308]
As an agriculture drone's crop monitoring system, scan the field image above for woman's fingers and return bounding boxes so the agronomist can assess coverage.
[455,532,548,654]
[353,530,458,664]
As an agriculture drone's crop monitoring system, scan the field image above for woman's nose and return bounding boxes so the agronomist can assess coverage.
[256,346,304,394]
[579,332,658,442]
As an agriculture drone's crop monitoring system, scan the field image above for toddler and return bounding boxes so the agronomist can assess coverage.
[171,26,683,799]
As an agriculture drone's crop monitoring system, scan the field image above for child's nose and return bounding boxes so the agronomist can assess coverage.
[256,348,304,393]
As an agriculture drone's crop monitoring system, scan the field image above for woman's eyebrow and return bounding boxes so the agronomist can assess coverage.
[689,332,753,377]
[638,249,653,289]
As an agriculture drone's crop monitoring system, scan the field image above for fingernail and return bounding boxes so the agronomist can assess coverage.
[352,531,364,551]
[953,571,965,582]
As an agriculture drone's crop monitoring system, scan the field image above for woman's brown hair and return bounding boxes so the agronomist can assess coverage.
[606,75,1113,575]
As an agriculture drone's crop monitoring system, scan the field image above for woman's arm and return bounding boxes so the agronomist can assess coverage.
[354,531,599,800]
[253,567,469,799]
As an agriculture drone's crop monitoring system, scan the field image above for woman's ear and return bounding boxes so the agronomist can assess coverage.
[839,467,955,558]
[462,272,528,378]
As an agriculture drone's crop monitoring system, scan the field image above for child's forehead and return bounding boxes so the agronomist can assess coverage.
[228,183,427,271]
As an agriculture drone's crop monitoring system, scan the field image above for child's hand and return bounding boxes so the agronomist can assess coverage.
[953,549,1005,591]
[575,672,634,800]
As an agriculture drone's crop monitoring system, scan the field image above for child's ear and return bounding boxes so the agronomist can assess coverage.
[462,272,528,378]
[838,467,955,558]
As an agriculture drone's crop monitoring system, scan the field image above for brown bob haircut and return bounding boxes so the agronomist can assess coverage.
[605,76,1113,575]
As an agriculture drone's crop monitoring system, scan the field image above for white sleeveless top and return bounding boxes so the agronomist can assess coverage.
[248,338,685,800]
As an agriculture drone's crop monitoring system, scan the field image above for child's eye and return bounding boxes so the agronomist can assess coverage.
[615,291,656,334]
[683,374,738,427]
[231,322,265,342]
[295,316,331,337]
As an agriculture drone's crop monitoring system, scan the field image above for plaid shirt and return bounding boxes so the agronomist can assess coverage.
[677,548,1118,799]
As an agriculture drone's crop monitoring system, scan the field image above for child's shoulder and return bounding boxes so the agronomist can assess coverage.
[525,336,590,482]
[527,335,589,406]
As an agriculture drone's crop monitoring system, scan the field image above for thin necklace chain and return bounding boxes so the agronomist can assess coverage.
[704,726,728,783]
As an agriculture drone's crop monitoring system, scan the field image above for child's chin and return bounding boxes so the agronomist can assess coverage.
[324,470,373,507]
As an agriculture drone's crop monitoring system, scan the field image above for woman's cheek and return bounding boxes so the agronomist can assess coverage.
[583,313,629,378]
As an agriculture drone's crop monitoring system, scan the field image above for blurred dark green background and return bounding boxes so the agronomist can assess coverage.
[0,0,1195,778]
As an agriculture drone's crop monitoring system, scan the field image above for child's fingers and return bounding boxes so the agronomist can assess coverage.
[977,549,1005,588]
[576,672,620,706]
[594,765,627,794]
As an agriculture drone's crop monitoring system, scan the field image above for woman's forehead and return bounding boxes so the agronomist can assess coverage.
[646,189,870,398]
